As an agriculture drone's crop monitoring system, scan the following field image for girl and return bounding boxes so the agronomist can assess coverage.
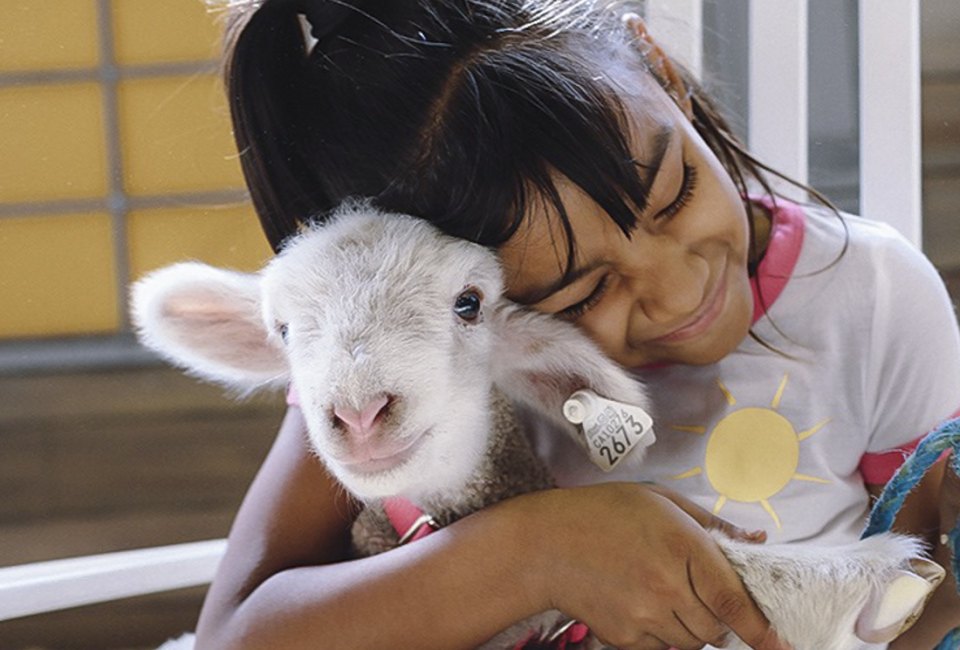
[195,1,960,648]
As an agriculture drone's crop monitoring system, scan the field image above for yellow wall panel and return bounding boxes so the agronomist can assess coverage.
[112,0,222,66]
[119,75,244,196]
[128,204,271,280]
[0,1,99,72]
[0,83,108,203]
[0,213,118,338]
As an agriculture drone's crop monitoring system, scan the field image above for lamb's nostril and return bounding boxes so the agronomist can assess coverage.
[333,394,394,436]
[358,394,391,431]
[332,404,361,432]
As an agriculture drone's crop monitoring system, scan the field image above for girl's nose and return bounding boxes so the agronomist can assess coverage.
[627,249,709,325]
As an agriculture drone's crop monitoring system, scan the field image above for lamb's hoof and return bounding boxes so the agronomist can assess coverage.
[855,558,945,643]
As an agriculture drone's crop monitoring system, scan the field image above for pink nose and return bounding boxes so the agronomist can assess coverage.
[334,395,391,438]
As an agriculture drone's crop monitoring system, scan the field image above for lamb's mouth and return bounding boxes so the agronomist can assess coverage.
[338,431,429,475]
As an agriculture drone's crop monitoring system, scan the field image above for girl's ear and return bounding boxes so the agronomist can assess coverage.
[489,304,650,432]
[622,12,694,119]
[131,262,289,390]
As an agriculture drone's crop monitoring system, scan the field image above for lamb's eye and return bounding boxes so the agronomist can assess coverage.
[454,289,482,322]
[277,323,289,342]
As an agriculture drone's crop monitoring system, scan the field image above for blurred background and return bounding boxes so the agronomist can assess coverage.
[0,1,282,648]
[0,0,957,648]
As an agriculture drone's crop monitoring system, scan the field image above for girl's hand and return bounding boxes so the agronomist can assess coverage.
[522,482,789,650]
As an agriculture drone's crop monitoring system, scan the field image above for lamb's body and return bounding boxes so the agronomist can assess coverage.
[136,202,941,650]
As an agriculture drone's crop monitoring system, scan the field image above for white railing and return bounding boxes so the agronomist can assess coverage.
[859,0,922,244]
[0,0,922,626]
[0,540,226,621]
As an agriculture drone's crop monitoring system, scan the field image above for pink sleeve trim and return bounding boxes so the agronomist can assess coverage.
[859,438,923,485]
[287,385,300,407]
[860,409,960,485]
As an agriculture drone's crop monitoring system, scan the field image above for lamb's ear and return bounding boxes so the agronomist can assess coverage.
[131,262,288,390]
[490,303,650,431]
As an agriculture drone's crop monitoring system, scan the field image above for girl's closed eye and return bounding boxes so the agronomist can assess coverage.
[656,162,698,221]
[559,273,611,321]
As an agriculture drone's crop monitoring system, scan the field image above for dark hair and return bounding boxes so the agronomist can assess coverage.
[221,0,786,275]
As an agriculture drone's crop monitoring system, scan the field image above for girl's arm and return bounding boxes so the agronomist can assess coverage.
[194,407,790,650]
[870,458,960,648]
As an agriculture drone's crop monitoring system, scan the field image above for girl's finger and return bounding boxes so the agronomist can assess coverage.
[651,617,705,650]
[628,634,672,650]
[686,538,791,650]
[645,484,768,543]
[674,601,732,649]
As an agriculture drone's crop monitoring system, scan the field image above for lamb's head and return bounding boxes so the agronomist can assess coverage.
[264,209,511,500]
[132,202,649,502]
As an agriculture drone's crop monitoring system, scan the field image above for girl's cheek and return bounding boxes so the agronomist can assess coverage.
[579,283,633,359]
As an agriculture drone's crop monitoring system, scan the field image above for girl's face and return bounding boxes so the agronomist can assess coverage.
[500,73,755,369]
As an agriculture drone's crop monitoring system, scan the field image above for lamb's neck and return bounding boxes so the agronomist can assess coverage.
[417,388,555,527]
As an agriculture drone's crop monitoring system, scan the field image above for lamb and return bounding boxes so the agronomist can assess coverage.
[136,201,943,650]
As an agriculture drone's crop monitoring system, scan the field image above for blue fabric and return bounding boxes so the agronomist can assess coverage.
[862,417,960,647]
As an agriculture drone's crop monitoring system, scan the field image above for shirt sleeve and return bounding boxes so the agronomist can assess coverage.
[859,437,922,485]
[861,222,960,470]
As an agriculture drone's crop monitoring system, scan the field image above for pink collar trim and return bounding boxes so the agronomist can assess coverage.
[750,198,806,324]
[383,497,438,544]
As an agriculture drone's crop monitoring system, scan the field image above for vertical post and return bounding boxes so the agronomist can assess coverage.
[748,0,808,193]
[97,0,132,330]
[645,0,704,80]
[859,0,922,245]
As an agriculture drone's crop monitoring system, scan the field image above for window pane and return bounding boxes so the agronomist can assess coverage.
[0,83,108,203]
[112,0,222,66]
[118,75,244,196]
[127,204,271,279]
[0,213,118,338]
[0,1,99,72]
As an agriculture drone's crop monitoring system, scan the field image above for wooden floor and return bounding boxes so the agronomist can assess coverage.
[0,365,285,650]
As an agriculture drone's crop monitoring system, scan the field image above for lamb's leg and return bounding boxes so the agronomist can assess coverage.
[717,532,942,650]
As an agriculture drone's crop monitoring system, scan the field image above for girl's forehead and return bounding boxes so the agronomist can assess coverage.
[498,111,681,303]
[497,177,620,305]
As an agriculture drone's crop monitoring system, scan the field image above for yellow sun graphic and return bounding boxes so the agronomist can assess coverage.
[670,374,830,529]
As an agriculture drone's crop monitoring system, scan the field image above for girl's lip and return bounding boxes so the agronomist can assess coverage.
[650,274,728,345]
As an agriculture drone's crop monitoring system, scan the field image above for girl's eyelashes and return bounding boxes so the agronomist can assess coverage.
[656,162,698,221]
[559,273,611,320]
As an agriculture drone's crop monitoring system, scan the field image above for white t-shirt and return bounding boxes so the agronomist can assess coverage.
[530,199,960,545]
[526,200,960,649]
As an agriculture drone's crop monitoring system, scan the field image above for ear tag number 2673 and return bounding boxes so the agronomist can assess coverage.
[563,389,656,472]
